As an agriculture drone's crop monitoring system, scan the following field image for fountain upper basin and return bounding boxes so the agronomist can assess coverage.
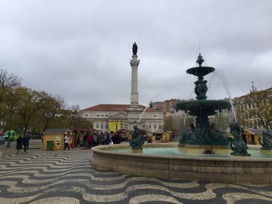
[186,66,215,77]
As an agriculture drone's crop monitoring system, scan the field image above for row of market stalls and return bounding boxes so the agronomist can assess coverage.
[42,128,98,151]
[42,127,268,151]
[42,127,154,150]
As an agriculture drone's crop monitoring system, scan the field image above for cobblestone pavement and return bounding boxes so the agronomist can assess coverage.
[0,141,272,204]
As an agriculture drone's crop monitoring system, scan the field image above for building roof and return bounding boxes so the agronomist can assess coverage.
[81,104,159,112]
[264,87,272,91]
[43,128,68,135]
[244,128,266,135]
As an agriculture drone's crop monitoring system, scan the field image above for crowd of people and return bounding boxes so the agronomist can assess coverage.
[78,131,125,148]
[14,129,153,153]
[14,130,180,153]
[15,130,126,153]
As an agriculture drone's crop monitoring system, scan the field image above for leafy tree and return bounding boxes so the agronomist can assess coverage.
[13,87,40,134]
[0,70,22,146]
[1,88,23,146]
[1,85,66,135]
[0,69,92,136]
[36,94,65,132]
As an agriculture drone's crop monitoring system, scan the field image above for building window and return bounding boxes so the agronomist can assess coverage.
[96,123,99,128]
[101,123,103,129]
[154,124,157,129]
[85,114,88,117]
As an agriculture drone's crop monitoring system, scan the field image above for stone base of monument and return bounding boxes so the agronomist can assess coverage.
[178,144,230,155]
[131,149,143,153]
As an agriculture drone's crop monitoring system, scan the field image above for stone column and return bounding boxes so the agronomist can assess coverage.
[130,55,140,107]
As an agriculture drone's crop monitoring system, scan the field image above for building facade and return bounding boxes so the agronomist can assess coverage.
[80,104,164,133]
[234,86,272,129]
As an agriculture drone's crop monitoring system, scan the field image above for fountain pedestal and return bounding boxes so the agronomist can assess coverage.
[131,149,143,153]
[178,144,230,155]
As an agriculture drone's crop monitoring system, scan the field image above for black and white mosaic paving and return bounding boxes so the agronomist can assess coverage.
[0,148,272,204]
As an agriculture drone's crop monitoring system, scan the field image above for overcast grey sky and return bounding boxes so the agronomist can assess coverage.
[1,0,272,109]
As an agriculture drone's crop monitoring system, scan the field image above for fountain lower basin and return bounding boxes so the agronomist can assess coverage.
[91,143,272,184]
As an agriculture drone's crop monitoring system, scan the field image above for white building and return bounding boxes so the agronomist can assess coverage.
[80,104,164,132]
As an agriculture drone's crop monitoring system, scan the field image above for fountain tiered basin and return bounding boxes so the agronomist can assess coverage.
[91,143,272,184]
[175,99,231,116]
[186,66,215,77]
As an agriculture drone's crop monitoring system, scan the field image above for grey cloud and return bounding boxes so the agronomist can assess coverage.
[0,0,272,109]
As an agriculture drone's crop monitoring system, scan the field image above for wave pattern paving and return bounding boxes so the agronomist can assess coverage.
[0,148,272,204]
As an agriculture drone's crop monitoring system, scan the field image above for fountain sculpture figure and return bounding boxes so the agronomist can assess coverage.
[129,125,145,150]
[229,122,250,156]
[174,54,231,152]
[258,129,272,150]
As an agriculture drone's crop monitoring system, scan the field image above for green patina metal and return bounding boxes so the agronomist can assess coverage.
[129,125,145,150]
[175,100,231,116]
[258,129,272,150]
[174,54,231,147]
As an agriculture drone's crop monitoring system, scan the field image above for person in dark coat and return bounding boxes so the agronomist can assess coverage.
[103,133,111,145]
[22,134,30,153]
[16,135,23,153]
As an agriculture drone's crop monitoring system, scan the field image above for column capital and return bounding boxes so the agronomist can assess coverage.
[130,58,140,66]
[130,60,140,67]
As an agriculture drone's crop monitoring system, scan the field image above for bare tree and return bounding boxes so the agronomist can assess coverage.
[235,89,272,129]
[0,69,22,92]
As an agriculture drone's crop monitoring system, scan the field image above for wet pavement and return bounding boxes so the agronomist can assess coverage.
[0,140,272,204]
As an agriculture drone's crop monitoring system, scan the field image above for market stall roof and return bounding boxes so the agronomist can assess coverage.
[244,129,265,135]
[43,128,68,135]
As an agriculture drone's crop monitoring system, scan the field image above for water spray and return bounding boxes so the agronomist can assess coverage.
[210,70,237,123]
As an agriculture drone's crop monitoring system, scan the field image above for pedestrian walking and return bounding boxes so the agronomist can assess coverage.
[99,132,104,145]
[64,133,70,152]
[16,135,23,153]
[93,134,99,146]
[88,133,93,148]
[22,133,30,153]
[83,132,88,147]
